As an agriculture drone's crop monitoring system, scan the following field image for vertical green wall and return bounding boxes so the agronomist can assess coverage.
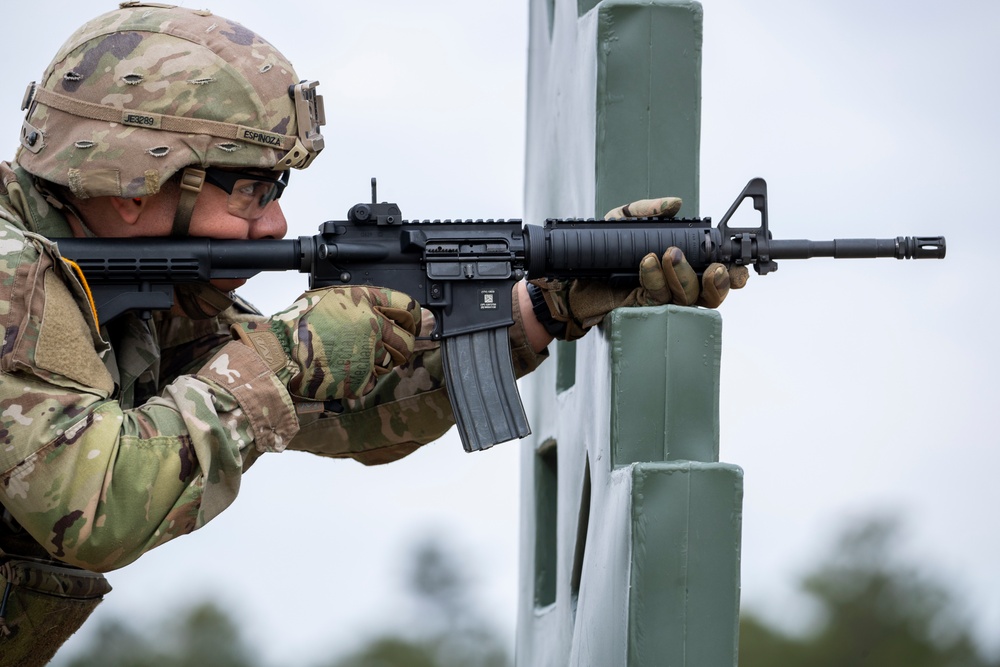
[518,1,743,664]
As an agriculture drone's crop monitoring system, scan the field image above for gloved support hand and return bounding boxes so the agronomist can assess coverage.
[233,286,421,401]
[529,195,748,341]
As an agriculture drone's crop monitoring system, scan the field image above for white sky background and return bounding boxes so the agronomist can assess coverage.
[1,0,996,664]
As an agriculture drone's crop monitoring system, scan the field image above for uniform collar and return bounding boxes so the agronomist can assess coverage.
[0,162,77,238]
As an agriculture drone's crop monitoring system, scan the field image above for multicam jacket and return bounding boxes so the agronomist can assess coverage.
[0,162,547,573]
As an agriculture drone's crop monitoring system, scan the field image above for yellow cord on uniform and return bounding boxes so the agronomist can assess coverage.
[61,258,100,329]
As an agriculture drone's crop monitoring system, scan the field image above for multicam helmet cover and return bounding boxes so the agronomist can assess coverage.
[16,2,325,200]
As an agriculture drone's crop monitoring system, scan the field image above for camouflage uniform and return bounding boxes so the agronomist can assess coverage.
[0,160,547,663]
[0,4,548,661]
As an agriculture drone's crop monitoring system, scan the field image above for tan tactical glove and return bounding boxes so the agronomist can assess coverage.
[233,286,421,401]
[529,196,748,341]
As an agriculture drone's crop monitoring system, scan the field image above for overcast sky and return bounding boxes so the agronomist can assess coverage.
[3,1,997,664]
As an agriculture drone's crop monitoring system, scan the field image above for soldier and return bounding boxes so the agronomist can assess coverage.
[0,3,742,664]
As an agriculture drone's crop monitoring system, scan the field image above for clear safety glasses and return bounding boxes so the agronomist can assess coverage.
[203,168,290,219]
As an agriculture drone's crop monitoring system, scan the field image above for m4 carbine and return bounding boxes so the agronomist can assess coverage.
[55,178,946,453]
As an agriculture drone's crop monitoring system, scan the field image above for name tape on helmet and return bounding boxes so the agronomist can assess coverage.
[237,127,287,148]
[122,112,161,129]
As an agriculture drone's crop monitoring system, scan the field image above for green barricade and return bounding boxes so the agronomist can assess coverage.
[518,2,743,664]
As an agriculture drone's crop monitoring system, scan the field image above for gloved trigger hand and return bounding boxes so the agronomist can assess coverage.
[233,286,421,401]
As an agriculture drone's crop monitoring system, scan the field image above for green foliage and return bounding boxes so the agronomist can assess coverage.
[740,514,999,667]
[62,601,257,667]
[326,637,439,667]
[327,635,509,667]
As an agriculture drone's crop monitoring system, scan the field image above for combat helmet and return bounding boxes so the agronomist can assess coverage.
[16,2,325,234]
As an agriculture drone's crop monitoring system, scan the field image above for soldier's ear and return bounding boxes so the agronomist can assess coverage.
[107,197,146,225]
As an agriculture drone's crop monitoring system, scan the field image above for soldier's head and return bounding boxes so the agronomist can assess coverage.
[16,3,324,239]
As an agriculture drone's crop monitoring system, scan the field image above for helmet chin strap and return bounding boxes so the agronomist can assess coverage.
[168,166,236,319]
[172,167,207,236]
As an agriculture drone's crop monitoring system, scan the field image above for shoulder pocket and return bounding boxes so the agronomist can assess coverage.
[34,268,114,395]
[5,235,113,397]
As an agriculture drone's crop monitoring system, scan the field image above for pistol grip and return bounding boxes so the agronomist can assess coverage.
[442,329,531,452]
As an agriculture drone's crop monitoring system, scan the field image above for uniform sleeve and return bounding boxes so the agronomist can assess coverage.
[0,229,299,572]
[287,283,549,465]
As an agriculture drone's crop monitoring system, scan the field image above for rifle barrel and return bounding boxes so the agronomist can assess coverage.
[766,236,946,260]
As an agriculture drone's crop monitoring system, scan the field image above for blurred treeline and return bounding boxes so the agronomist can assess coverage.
[739,514,998,667]
[54,538,509,667]
[53,515,997,667]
